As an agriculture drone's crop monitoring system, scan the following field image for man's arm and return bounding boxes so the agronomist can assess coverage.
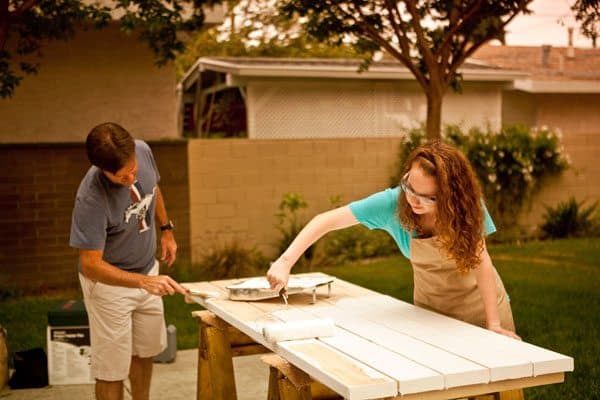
[79,249,186,296]
[154,185,177,267]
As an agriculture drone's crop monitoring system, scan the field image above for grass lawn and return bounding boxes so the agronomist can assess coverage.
[1,238,598,399]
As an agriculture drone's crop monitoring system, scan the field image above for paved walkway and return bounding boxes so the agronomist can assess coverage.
[0,350,269,400]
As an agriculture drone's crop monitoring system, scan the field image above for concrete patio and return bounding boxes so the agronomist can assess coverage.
[0,349,269,400]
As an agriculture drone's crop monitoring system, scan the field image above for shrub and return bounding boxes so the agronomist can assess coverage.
[321,225,397,264]
[540,198,599,239]
[188,242,268,281]
[391,124,570,237]
[274,193,315,265]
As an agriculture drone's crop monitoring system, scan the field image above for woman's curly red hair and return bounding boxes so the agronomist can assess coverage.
[398,141,486,273]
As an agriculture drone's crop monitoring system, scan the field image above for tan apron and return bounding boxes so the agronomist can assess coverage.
[410,236,515,332]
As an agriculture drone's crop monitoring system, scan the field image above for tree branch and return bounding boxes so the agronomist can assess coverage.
[438,0,483,55]
[340,2,428,89]
[446,2,527,83]
[10,0,38,18]
[383,0,411,54]
[403,0,436,69]
[0,0,10,51]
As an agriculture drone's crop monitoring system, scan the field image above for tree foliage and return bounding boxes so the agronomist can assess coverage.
[271,0,532,138]
[572,0,600,47]
[0,0,221,99]
[176,0,366,79]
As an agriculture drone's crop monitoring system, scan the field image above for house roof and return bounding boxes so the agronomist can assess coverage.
[472,44,600,93]
[181,45,600,94]
[180,56,526,92]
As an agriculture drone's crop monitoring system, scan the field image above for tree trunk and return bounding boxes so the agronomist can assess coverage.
[425,86,443,140]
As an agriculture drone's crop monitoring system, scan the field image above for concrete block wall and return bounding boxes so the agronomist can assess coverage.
[188,138,404,261]
[2,134,597,291]
[0,141,189,292]
[521,132,600,230]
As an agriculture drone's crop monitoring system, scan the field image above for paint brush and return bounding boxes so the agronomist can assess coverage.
[279,287,288,305]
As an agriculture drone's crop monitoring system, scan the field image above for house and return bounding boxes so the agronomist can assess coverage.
[179,48,599,260]
[474,44,600,135]
[178,57,527,138]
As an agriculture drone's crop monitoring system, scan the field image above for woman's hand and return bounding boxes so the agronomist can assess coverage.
[267,257,292,293]
[487,322,522,340]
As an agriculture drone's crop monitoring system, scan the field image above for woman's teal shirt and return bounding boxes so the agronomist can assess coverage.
[348,187,496,259]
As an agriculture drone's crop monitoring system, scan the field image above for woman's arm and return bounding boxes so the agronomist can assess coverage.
[266,205,359,292]
[475,240,521,340]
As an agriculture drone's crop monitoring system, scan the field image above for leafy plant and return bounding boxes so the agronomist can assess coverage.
[540,198,600,239]
[322,226,397,265]
[274,193,314,265]
[191,241,267,280]
[391,124,570,236]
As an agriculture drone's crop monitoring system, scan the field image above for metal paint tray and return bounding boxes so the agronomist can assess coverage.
[226,276,334,303]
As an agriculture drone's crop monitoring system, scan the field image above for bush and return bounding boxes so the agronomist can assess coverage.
[391,124,570,237]
[540,198,600,239]
[321,225,397,264]
[274,193,315,265]
[183,242,268,281]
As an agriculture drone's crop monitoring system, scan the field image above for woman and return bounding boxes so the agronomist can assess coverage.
[267,140,519,339]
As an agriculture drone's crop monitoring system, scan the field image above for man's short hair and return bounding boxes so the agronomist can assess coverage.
[86,123,135,174]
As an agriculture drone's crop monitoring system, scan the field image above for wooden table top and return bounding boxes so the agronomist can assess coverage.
[183,273,573,400]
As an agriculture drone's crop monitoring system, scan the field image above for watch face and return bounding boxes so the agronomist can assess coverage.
[161,221,174,231]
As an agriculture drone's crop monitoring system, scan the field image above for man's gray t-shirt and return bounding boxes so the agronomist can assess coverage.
[70,140,160,274]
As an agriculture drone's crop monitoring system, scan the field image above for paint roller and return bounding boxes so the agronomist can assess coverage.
[262,318,336,343]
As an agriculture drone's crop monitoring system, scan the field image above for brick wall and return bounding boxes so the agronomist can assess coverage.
[0,141,189,292]
[188,138,404,261]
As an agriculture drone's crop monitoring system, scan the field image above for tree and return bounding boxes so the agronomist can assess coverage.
[176,0,365,79]
[572,0,599,48]
[275,0,532,139]
[0,0,221,99]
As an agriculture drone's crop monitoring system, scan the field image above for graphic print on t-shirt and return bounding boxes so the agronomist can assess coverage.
[124,181,156,233]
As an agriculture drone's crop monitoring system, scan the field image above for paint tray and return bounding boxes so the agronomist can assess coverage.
[226,276,334,303]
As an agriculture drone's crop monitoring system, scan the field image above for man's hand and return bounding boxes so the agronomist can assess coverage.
[267,258,292,293]
[140,274,187,296]
[160,230,177,267]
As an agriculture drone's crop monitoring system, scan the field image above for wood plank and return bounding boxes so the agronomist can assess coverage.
[269,308,443,395]
[279,339,397,400]
[355,295,573,377]
[395,373,564,400]
[305,307,489,390]
[186,277,397,400]
[183,276,571,400]
[323,295,533,381]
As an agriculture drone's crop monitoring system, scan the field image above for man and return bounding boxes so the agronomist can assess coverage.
[70,122,187,400]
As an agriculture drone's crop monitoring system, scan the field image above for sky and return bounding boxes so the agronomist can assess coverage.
[503,0,594,48]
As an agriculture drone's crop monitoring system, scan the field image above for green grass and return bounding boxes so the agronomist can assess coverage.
[0,238,598,398]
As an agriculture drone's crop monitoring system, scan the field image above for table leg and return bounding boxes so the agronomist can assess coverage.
[196,312,237,400]
[496,389,524,400]
[193,310,269,400]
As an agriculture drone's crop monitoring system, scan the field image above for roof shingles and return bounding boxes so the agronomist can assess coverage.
[472,44,600,81]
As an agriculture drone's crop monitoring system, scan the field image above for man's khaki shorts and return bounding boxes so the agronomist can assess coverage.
[79,261,166,381]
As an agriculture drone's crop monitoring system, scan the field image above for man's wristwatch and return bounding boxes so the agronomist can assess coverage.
[160,220,174,232]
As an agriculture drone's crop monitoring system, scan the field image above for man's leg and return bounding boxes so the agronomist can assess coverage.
[129,355,153,400]
[96,379,123,400]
